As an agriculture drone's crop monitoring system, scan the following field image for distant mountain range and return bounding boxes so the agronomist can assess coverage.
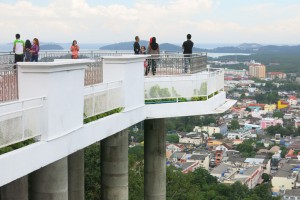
[100,42,300,54]
[40,44,64,50]
[1,41,300,54]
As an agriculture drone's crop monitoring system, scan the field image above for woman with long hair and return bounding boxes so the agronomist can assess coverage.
[146,37,160,75]
[70,40,79,59]
[24,39,32,62]
[30,38,39,62]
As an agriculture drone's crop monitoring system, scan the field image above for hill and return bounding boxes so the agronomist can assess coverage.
[40,44,64,50]
[99,41,203,52]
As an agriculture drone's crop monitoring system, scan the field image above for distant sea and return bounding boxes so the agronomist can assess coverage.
[207,53,251,58]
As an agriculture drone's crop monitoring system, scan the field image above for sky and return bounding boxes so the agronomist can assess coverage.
[1,0,300,44]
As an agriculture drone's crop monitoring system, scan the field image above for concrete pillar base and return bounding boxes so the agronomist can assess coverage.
[68,149,84,200]
[1,176,28,200]
[144,119,166,200]
[30,157,68,200]
[101,130,128,200]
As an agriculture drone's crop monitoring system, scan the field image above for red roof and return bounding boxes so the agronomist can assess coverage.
[289,96,297,100]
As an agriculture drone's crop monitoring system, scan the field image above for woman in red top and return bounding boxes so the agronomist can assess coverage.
[70,40,79,59]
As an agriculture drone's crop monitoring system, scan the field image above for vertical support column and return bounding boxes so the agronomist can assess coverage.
[30,157,68,200]
[0,176,28,200]
[144,119,166,200]
[68,149,84,200]
[101,130,128,200]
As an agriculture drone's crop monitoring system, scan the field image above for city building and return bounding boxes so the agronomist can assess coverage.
[267,72,286,80]
[249,63,266,78]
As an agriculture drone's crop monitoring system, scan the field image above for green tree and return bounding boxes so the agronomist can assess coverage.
[273,110,283,118]
[236,139,256,157]
[262,173,270,182]
[230,119,240,130]
[212,133,224,139]
[85,143,101,200]
[166,134,179,143]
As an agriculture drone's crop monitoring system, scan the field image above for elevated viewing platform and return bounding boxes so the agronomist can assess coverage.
[0,51,235,199]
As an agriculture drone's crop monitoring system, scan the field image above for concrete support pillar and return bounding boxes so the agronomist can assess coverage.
[30,157,68,200]
[144,119,166,200]
[101,131,128,200]
[0,176,28,200]
[68,149,84,200]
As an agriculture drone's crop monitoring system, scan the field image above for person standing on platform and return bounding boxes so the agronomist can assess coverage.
[70,40,79,59]
[30,38,40,62]
[133,36,140,54]
[182,34,194,73]
[147,37,160,75]
[13,33,25,64]
[24,39,32,62]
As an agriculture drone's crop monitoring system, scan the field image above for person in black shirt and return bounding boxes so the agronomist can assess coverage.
[182,34,194,73]
[133,36,140,54]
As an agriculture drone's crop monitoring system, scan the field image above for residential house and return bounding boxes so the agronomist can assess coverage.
[278,100,289,110]
[289,96,298,106]
[181,162,202,174]
[178,132,206,146]
[260,118,283,129]
[214,150,225,166]
[295,118,300,129]
[207,140,223,150]
[186,154,210,170]
[166,143,183,153]
[272,163,300,192]
[264,104,277,112]
[170,151,186,163]
[283,188,300,200]
[194,124,228,136]
[211,163,264,189]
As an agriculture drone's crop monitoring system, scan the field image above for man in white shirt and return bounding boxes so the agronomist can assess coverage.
[13,33,25,63]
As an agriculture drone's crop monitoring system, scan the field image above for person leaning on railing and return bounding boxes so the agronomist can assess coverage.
[146,37,160,76]
[182,34,194,73]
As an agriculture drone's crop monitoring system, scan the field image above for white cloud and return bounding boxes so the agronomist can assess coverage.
[0,0,300,44]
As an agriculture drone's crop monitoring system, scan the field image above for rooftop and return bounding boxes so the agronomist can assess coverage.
[274,164,295,178]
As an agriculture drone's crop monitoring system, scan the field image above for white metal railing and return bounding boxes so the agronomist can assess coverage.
[144,68,224,103]
[85,58,103,86]
[0,50,207,75]
[0,97,45,148]
[143,53,207,76]
[84,81,124,119]
[0,64,18,103]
